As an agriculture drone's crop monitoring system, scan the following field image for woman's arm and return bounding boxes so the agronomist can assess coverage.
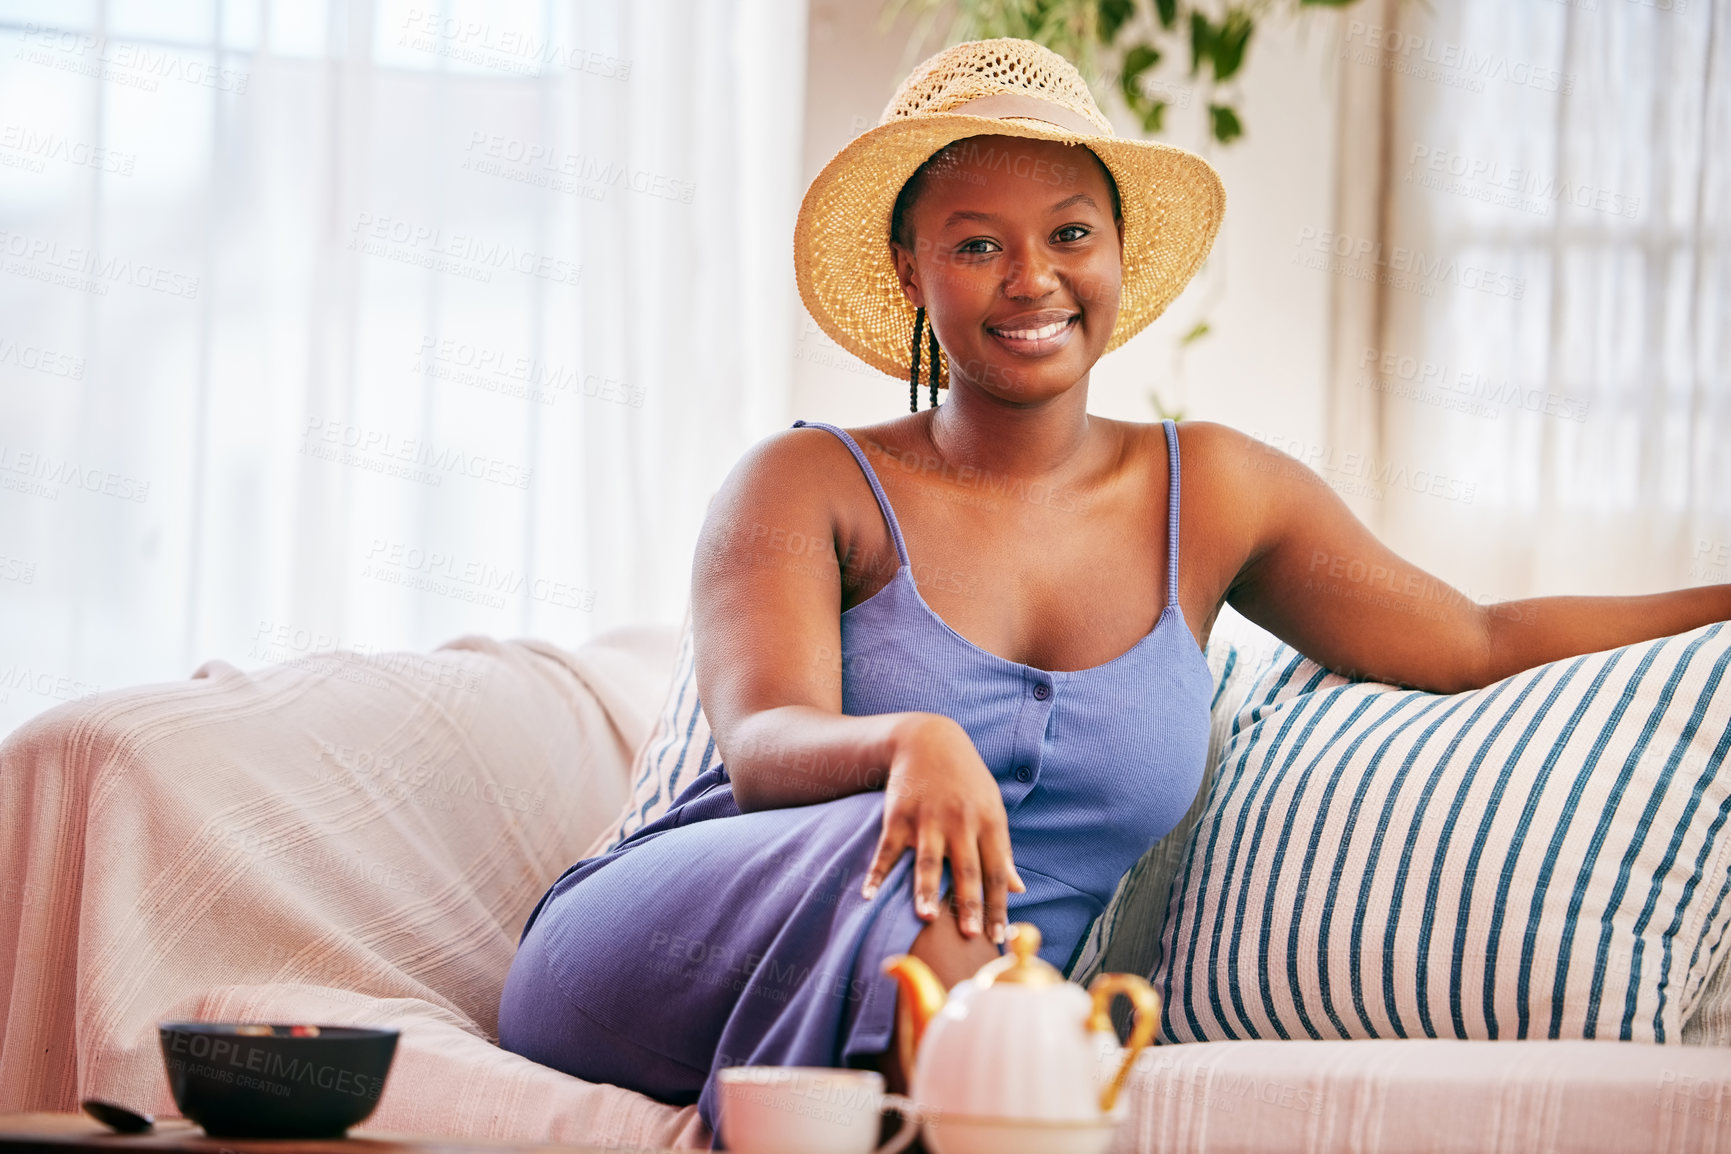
[1473,589,1731,687]
[690,427,1022,940]
[1187,422,1731,693]
[690,427,909,810]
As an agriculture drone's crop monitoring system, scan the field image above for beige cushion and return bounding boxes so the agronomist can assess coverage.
[1684,947,1731,1046]
[1112,1037,1731,1153]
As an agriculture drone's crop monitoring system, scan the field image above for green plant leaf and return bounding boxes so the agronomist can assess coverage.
[1098,0,1136,42]
[1209,102,1243,143]
[1210,7,1254,82]
[1156,0,1178,29]
[1188,10,1213,77]
[1299,0,1359,6]
[1118,40,1165,134]
[1120,41,1161,90]
[1179,320,1211,345]
[1123,41,1161,80]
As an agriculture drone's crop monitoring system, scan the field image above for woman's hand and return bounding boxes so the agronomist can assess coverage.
[860,713,1026,943]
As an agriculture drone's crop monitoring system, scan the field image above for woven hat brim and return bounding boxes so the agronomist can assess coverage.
[794,115,1226,382]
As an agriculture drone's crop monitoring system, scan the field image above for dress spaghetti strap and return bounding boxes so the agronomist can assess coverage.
[1162,418,1181,609]
[791,419,911,568]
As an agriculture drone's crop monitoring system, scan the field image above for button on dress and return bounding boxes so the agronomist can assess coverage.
[497,418,1213,1140]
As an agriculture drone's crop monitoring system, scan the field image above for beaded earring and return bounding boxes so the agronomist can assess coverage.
[908,306,925,414]
[907,306,945,412]
[928,320,941,410]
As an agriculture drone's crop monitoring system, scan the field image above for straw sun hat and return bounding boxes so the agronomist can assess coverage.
[793,37,1226,395]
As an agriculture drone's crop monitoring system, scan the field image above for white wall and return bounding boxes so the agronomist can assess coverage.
[793,0,1354,451]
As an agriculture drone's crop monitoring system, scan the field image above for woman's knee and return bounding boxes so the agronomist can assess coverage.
[908,901,1001,986]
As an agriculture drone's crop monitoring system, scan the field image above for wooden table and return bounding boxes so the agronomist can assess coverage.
[0,1115,684,1154]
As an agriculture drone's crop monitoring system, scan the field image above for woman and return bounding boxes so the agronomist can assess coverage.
[497,38,1728,1137]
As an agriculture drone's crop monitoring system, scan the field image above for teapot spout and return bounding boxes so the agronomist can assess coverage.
[880,953,946,1084]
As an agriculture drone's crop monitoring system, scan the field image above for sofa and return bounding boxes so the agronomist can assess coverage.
[1,608,1727,1153]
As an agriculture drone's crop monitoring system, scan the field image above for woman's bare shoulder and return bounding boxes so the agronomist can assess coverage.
[1155,419,1278,489]
[1161,417,1254,453]
[1090,416,1259,478]
[722,420,875,490]
[700,420,910,562]
[834,414,926,453]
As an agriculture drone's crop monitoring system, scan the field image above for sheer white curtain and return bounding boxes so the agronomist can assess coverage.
[0,0,807,737]
[1359,0,1729,603]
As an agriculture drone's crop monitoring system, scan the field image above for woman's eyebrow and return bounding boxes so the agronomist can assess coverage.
[941,192,1102,229]
[1049,192,1099,214]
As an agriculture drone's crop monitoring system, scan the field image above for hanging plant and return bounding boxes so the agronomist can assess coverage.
[881,0,1367,146]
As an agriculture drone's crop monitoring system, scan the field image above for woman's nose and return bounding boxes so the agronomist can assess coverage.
[1002,246,1060,299]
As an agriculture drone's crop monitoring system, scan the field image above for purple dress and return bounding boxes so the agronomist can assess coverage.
[497,418,1212,1142]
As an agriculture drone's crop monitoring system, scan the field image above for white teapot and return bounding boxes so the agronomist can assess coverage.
[880,922,1159,1154]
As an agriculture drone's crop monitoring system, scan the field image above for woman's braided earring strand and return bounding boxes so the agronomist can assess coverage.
[908,306,925,413]
[928,320,941,410]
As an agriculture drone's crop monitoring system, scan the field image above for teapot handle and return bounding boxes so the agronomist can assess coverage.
[1085,972,1161,1113]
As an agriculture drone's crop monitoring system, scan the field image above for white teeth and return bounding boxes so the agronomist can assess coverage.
[994,318,1071,341]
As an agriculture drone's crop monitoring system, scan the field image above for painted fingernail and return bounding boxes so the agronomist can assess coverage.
[964,913,981,936]
[916,896,936,918]
[861,880,879,900]
[992,923,1005,944]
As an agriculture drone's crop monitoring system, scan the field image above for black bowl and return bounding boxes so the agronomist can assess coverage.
[158,1022,398,1138]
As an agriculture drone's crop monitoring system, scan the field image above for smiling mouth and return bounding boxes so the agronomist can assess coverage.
[986,314,1079,355]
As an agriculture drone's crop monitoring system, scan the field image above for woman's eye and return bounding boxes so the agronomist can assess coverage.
[1055,225,1089,243]
[957,238,999,255]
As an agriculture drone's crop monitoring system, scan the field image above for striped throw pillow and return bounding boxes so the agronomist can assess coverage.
[594,602,723,851]
[1158,620,1731,1045]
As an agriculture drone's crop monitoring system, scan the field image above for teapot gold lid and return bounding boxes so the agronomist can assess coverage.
[974,922,1061,988]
